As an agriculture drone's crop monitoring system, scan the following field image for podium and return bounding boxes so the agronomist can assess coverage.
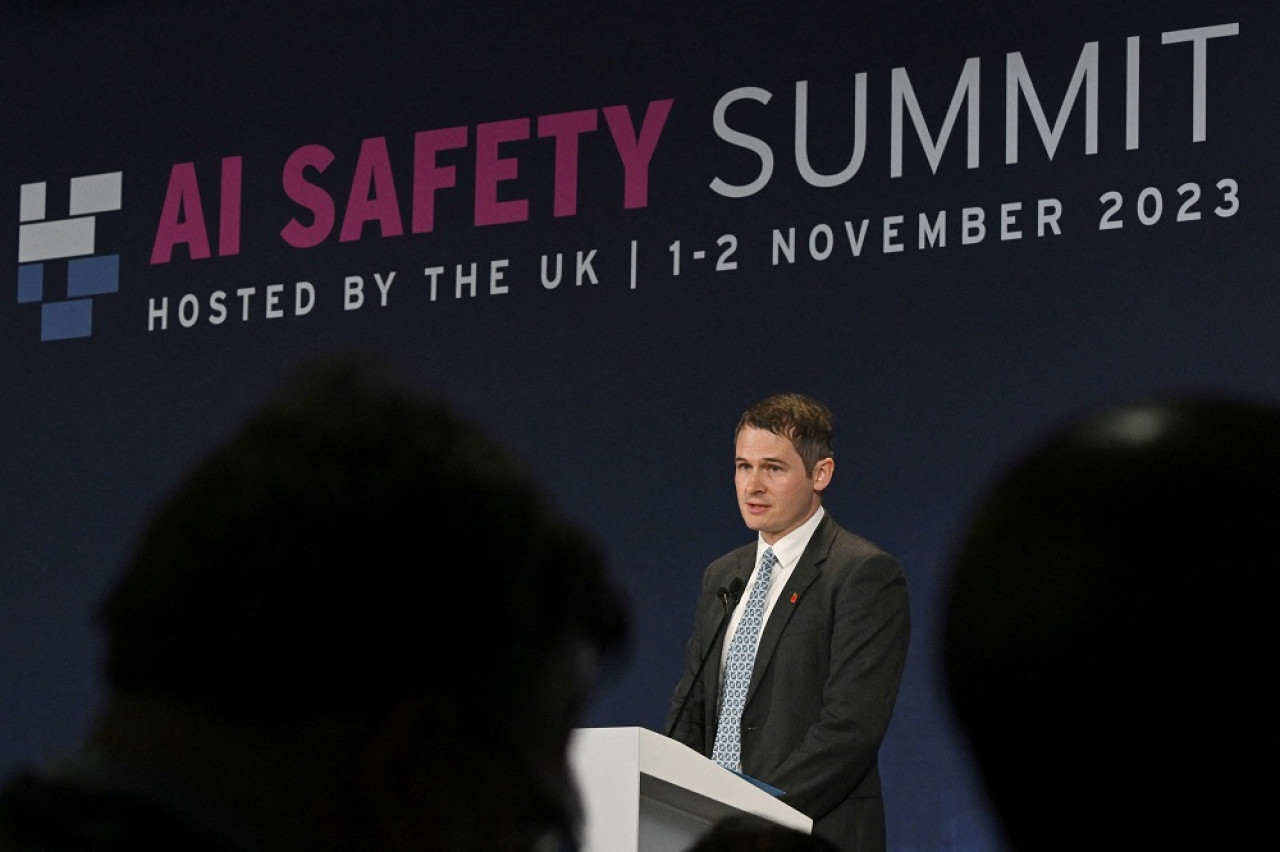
[569,727,812,852]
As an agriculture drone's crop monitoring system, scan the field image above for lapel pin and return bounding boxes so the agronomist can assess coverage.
[790,592,798,604]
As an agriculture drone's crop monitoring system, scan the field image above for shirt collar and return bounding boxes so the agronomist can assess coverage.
[756,504,825,569]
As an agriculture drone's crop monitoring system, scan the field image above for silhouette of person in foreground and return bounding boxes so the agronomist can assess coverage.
[0,357,629,851]
[942,395,1280,851]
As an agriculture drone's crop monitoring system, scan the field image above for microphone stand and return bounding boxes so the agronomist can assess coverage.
[665,578,744,738]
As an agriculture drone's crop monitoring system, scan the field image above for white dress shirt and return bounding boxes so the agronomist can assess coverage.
[719,505,826,672]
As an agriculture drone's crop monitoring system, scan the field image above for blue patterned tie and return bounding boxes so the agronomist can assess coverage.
[712,547,777,770]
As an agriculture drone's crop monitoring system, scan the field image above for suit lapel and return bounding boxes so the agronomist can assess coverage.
[746,514,835,699]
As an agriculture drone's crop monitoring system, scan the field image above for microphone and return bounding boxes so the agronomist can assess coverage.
[719,577,745,608]
[666,577,745,738]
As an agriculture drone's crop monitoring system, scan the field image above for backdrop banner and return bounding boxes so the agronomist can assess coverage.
[3,3,1275,848]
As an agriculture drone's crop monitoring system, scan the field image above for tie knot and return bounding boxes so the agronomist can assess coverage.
[761,548,777,570]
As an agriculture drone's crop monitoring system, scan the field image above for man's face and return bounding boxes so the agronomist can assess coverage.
[734,426,832,544]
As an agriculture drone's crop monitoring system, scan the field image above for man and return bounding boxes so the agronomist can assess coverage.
[0,356,629,851]
[667,393,911,851]
[942,396,1280,850]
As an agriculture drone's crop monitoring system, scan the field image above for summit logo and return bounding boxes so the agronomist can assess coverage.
[16,171,123,341]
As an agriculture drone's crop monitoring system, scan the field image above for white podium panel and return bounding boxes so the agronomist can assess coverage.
[569,727,811,852]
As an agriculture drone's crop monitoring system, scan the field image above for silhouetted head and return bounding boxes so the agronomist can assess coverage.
[943,396,1280,850]
[99,355,629,850]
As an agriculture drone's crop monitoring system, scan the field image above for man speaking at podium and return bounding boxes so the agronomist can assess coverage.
[666,393,910,851]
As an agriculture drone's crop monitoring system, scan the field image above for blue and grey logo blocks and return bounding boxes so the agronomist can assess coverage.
[17,172,123,341]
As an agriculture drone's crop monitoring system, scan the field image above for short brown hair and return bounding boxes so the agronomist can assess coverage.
[735,393,834,474]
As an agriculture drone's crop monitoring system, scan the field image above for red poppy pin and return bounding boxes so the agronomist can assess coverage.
[789,592,799,604]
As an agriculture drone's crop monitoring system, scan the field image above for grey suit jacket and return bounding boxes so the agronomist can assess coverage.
[666,514,910,851]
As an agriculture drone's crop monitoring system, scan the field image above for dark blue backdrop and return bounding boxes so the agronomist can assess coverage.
[4,3,1276,848]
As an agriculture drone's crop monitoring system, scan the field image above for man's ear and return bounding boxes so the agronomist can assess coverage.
[812,457,834,493]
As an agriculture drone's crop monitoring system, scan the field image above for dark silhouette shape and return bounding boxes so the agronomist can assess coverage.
[0,356,629,851]
[943,395,1280,850]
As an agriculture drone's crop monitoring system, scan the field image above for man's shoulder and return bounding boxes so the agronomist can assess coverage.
[815,515,899,566]
[708,540,756,571]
